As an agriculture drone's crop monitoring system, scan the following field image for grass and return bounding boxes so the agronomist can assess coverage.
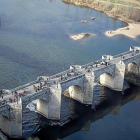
[94,0,140,7]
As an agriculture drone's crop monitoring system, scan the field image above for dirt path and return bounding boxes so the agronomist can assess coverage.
[121,0,140,6]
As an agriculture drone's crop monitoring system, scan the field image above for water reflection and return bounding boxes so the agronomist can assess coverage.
[0,17,1,29]
[33,84,140,140]
[0,0,140,139]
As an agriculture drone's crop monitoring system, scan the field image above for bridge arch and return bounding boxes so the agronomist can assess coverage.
[62,85,84,103]
[96,72,114,89]
[93,65,115,81]
[123,58,139,67]
[37,98,49,118]
[125,62,139,75]
[22,89,50,119]
[60,75,85,103]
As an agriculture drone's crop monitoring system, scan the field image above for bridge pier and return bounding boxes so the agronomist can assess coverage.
[36,86,61,120]
[47,84,61,120]
[0,104,22,138]
[83,72,94,104]
[114,63,125,91]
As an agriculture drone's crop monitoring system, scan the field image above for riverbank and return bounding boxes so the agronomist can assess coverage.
[62,0,140,23]
[105,23,140,38]
[62,0,140,39]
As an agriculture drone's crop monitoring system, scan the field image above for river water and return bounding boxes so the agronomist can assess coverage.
[0,0,140,139]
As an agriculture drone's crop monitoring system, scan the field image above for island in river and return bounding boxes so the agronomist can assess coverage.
[70,33,93,40]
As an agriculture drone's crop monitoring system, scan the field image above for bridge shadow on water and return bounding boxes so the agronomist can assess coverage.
[23,84,140,140]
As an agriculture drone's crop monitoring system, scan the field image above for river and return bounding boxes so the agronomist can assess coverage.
[0,0,140,139]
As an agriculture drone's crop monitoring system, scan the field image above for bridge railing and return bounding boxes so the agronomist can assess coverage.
[81,51,133,68]
[49,68,80,80]
[122,50,140,61]
[49,69,71,79]
[81,59,104,69]
[10,80,38,92]
[59,73,85,84]
[113,51,132,59]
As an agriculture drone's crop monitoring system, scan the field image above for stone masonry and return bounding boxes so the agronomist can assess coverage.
[0,46,140,138]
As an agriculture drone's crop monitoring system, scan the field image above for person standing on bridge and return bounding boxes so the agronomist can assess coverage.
[1,95,3,101]
[35,87,37,92]
[17,96,18,104]
[15,91,17,96]
[0,90,2,96]
[40,82,42,88]
[33,85,36,91]
[37,86,39,91]
[3,91,5,96]
[44,80,47,86]
[9,98,11,103]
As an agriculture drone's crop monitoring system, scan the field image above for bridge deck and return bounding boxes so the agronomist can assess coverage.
[0,50,138,107]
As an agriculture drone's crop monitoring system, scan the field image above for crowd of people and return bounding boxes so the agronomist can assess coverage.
[0,88,28,106]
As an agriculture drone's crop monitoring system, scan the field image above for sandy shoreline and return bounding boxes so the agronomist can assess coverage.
[62,0,140,40]
[105,23,140,39]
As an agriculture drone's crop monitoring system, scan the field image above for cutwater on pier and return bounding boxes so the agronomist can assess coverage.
[0,46,140,138]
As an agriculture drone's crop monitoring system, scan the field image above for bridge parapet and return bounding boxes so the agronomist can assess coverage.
[122,52,140,66]
[130,46,140,51]
[93,64,115,80]
[113,51,131,59]
[81,62,95,69]
[1,89,12,95]
[0,104,10,119]
[21,88,50,103]
[37,76,49,81]
[11,80,38,92]
[102,55,113,60]
[81,57,112,69]
[49,69,74,80]
[59,73,84,84]
[70,65,82,69]
[60,74,85,92]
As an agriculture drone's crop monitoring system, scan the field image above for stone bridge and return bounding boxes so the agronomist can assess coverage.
[0,46,140,123]
[0,104,10,119]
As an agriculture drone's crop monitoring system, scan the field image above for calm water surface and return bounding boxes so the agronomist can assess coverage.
[0,0,140,139]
